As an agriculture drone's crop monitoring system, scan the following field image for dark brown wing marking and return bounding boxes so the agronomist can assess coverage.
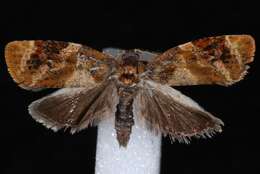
[28,81,118,133]
[134,80,224,143]
[147,35,255,86]
[5,40,115,89]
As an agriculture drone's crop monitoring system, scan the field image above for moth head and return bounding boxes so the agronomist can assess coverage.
[121,50,140,67]
[117,50,141,85]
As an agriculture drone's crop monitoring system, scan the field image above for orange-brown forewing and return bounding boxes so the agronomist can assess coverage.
[148,35,255,86]
[5,40,115,89]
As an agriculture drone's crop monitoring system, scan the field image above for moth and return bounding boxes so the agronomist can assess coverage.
[5,35,255,147]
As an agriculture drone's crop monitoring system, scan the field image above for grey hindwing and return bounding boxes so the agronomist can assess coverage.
[133,80,224,143]
[28,81,119,133]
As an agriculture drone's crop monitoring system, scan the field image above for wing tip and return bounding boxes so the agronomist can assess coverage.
[5,41,35,86]
[227,34,255,64]
[28,99,62,132]
[5,40,33,63]
[224,34,255,85]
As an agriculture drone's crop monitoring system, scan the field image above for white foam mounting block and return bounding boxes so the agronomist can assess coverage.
[95,116,162,174]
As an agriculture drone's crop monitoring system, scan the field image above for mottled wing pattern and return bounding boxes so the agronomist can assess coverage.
[134,80,224,143]
[29,81,119,133]
[5,40,115,89]
[148,35,255,86]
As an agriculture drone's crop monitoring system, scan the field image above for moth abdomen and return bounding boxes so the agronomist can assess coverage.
[115,86,136,147]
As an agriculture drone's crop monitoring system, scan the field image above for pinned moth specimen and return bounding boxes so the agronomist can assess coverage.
[5,35,255,147]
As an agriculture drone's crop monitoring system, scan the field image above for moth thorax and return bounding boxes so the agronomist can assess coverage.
[118,51,140,85]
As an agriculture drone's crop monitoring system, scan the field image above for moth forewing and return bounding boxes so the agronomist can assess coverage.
[147,35,255,86]
[5,40,115,89]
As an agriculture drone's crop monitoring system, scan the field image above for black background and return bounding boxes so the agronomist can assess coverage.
[0,0,259,174]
